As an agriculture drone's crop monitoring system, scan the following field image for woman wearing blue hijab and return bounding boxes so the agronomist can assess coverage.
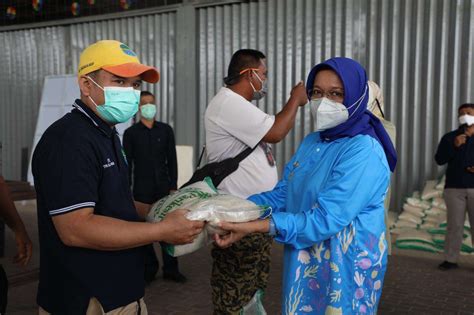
[215,57,397,314]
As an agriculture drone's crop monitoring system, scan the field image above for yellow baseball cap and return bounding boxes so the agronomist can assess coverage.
[78,40,159,83]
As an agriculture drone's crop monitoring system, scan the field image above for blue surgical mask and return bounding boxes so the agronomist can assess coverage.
[87,76,140,124]
[140,103,157,120]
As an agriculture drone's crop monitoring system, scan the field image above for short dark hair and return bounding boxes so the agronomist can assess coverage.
[223,49,266,85]
[458,103,474,112]
[140,90,154,98]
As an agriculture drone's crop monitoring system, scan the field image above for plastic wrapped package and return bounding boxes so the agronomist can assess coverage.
[406,198,431,209]
[240,289,267,315]
[431,232,473,253]
[186,194,271,236]
[421,180,443,200]
[424,207,447,216]
[435,176,446,190]
[423,213,446,226]
[402,204,426,218]
[147,178,271,257]
[392,219,419,229]
[395,229,441,253]
[398,212,423,224]
[431,198,447,210]
[419,222,439,230]
[147,177,218,223]
[395,241,442,253]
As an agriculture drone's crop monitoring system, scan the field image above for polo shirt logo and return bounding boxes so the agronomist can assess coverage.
[103,158,116,169]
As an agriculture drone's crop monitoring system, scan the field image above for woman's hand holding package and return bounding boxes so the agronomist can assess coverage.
[214,219,270,248]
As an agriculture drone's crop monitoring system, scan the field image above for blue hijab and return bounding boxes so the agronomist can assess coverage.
[306,57,397,172]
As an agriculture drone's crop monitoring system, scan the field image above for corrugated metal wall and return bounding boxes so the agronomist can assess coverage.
[1,0,473,212]
[196,0,474,211]
[0,11,176,180]
[0,27,67,181]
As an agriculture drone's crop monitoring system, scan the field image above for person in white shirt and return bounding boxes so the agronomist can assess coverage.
[205,49,308,314]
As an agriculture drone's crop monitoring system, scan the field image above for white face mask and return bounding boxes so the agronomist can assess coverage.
[249,71,267,101]
[310,98,349,131]
[310,85,368,131]
[459,114,474,126]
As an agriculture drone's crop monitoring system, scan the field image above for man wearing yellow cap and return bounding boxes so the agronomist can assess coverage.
[32,40,204,314]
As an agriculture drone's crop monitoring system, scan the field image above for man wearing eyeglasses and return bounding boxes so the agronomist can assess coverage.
[204,49,308,314]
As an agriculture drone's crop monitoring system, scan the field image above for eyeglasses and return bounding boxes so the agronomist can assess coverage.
[309,88,344,102]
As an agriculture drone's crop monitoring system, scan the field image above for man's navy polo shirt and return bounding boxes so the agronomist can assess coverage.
[32,99,144,313]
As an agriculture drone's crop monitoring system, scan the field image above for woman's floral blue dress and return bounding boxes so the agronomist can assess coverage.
[249,132,390,315]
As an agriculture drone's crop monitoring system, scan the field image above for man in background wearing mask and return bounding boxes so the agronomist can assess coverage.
[435,103,474,271]
[367,81,397,254]
[32,40,204,314]
[123,91,186,284]
[204,49,308,314]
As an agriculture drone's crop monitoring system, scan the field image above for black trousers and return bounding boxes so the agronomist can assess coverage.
[144,242,179,283]
[0,264,8,314]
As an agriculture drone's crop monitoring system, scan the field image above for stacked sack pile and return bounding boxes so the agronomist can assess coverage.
[391,176,473,254]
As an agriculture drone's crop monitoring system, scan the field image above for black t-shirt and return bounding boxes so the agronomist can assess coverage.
[32,100,144,313]
[123,121,178,203]
[435,127,474,188]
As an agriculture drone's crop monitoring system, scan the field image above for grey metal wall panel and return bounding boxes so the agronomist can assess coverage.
[0,27,67,180]
[1,12,176,180]
[196,0,474,211]
[1,0,473,213]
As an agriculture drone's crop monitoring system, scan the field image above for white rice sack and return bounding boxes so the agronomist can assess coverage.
[406,198,431,210]
[390,226,416,235]
[421,180,443,200]
[424,211,446,223]
[395,229,437,246]
[395,241,442,253]
[186,194,270,224]
[147,177,218,223]
[164,230,209,257]
[425,207,446,216]
[431,198,447,210]
[432,232,473,253]
[435,176,446,190]
[439,217,471,229]
[419,222,439,230]
[423,215,444,225]
[186,194,272,236]
[147,177,218,257]
[149,183,272,257]
[398,212,423,224]
[392,219,419,229]
[402,204,426,218]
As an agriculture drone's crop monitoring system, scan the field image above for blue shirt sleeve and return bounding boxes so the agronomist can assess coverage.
[271,137,390,249]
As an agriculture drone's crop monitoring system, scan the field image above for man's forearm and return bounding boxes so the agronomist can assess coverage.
[264,100,300,143]
[0,176,26,232]
[54,212,165,251]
